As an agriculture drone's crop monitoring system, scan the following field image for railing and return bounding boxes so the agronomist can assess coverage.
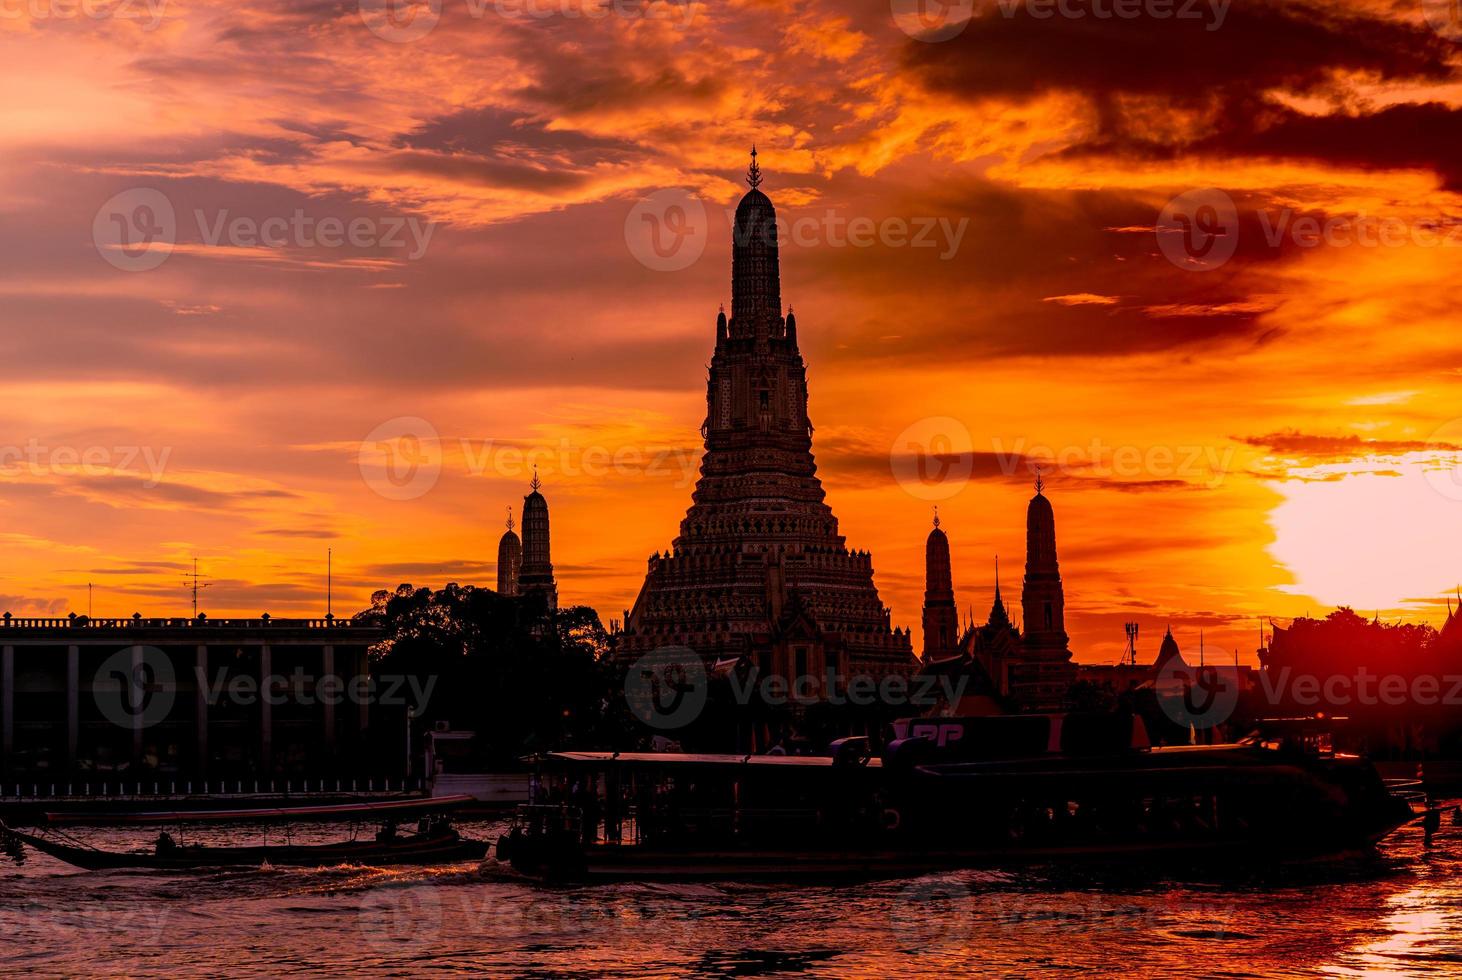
[0,776,426,802]
[0,614,372,630]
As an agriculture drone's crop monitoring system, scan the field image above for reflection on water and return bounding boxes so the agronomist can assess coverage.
[4,816,1462,977]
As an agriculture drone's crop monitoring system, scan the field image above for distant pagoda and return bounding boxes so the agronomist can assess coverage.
[614,150,915,685]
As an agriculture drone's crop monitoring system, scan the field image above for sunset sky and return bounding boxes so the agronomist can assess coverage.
[3,0,1462,664]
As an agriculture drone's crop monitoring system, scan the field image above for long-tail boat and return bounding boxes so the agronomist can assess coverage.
[0,795,487,870]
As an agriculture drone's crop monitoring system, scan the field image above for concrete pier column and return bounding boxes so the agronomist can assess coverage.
[131,644,144,767]
[322,644,337,757]
[357,648,370,770]
[195,645,209,779]
[260,644,272,774]
[1,645,13,774]
[66,644,79,771]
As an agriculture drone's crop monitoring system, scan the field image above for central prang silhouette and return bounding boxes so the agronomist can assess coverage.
[613,151,917,688]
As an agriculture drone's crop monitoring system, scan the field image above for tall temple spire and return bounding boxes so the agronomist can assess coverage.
[518,471,557,611]
[1022,478,1071,663]
[730,148,781,340]
[496,504,522,597]
[923,509,957,659]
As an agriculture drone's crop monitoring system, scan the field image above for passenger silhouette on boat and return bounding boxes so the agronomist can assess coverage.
[376,820,398,844]
[155,832,176,856]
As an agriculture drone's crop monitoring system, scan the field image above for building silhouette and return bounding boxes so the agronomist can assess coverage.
[614,151,915,688]
[496,507,521,597]
[918,477,1077,712]
[517,471,558,612]
[922,511,958,659]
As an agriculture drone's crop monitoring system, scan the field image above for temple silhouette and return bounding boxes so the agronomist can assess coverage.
[611,151,917,688]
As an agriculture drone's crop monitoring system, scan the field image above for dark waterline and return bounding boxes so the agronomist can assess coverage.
[4,816,1462,977]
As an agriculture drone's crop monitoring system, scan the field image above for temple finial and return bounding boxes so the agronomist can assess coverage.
[530,465,542,493]
[746,145,762,189]
[994,555,1000,596]
[506,505,514,532]
[932,505,939,529]
[1035,465,1045,495]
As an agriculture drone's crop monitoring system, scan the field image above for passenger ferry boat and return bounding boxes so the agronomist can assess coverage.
[496,714,1419,881]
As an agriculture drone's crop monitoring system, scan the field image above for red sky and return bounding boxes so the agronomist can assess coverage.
[4,0,1462,664]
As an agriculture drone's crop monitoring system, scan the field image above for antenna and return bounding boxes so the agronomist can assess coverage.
[327,547,333,620]
[87,581,93,620]
[184,557,211,619]
[1124,621,1140,667]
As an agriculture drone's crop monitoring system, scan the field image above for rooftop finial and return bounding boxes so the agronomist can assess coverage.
[932,505,940,529]
[506,505,514,532]
[530,466,542,493]
[994,555,1000,596]
[746,145,762,189]
[1035,465,1045,495]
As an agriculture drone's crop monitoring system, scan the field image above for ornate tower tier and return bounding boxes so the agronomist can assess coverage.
[616,152,914,683]
[519,472,557,612]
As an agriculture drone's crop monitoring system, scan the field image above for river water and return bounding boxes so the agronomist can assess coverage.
[3,814,1462,977]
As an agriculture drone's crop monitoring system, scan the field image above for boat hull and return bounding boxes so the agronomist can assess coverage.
[3,826,488,871]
